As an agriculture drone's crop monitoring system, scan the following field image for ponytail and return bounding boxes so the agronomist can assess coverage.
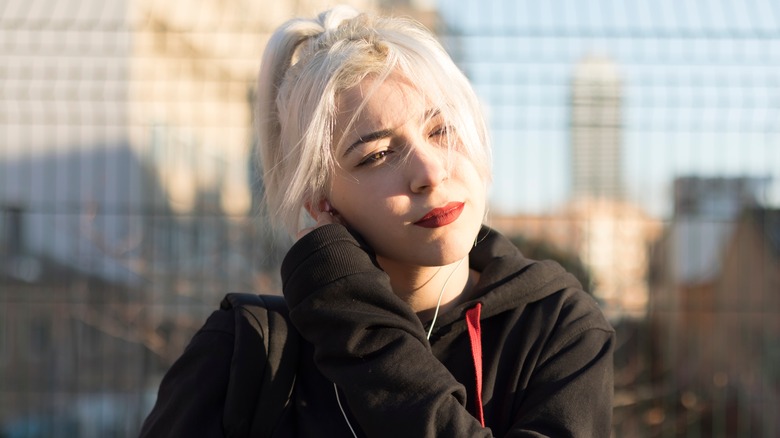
[255,17,324,223]
[255,6,360,233]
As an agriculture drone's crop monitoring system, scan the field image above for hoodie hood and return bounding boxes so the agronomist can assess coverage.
[437,226,586,324]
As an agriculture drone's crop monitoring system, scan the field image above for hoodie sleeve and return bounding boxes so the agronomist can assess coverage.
[509,290,615,437]
[281,224,492,437]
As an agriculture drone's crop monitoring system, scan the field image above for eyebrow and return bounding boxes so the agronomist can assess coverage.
[341,108,443,158]
[425,108,441,121]
[343,129,395,157]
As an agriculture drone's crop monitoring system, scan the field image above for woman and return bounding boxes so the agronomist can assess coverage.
[143,6,614,437]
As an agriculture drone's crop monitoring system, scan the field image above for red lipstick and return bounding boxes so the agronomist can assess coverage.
[414,202,465,228]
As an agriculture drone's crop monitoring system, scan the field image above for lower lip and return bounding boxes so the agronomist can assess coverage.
[414,202,465,228]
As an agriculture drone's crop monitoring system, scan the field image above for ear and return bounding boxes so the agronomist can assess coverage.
[304,199,332,219]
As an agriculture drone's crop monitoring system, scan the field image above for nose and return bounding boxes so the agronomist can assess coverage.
[408,143,448,193]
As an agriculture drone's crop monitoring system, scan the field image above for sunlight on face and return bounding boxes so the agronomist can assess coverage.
[327,73,487,270]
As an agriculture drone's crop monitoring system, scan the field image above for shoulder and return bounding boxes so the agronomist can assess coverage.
[527,288,614,364]
[541,287,613,332]
[198,307,237,336]
[480,280,614,361]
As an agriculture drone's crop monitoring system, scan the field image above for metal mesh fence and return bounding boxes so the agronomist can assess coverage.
[1,0,778,436]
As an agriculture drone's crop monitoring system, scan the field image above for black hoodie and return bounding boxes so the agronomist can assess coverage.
[140,225,614,437]
[280,225,614,437]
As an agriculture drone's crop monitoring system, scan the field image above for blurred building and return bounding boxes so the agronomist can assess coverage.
[570,55,624,201]
[649,176,778,435]
[651,176,771,328]
[0,258,154,434]
[490,56,657,321]
[490,199,661,321]
[718,207,780,411]
[496,55,659,321]
[520,56,660,320]
[563,199,662,320]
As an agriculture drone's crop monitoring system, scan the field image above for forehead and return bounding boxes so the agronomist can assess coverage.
[336,74,429,130]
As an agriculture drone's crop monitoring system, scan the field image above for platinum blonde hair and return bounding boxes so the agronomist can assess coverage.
[256,5,491,235]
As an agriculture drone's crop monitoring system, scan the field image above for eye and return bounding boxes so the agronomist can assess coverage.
[357,149,393,167]
[429,125,452,139]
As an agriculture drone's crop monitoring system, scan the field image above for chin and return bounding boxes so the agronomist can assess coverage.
[369,216,482,267]
[416,236,477,267]
[373,237,469,269]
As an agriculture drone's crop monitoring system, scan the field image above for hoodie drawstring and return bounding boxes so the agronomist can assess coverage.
[465,302,485,427]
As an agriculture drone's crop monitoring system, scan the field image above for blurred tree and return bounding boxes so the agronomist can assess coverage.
[508,234,594,294]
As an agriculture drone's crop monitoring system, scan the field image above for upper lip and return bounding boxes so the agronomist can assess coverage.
[414,202,465,224]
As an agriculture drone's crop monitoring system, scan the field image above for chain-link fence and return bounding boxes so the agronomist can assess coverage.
[1,0,778,436]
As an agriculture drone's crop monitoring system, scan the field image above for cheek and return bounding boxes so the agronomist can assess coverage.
[331,190,408,244]
[330,180,379,221]
[330,171,399,213]
[336,192,394,224]
[456,160,488,196]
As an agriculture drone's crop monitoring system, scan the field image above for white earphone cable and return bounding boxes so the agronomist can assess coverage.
[334,383,359,438]
[427,256,465,340]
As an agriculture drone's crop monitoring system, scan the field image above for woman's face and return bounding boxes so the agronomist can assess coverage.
[327,74,487,269]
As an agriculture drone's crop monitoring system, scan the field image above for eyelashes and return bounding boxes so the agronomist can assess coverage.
[354,125,454,168]
[429,125,451,138]
[357,149,394,167]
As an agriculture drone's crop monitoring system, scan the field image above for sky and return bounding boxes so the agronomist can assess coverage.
[436,0,780,218]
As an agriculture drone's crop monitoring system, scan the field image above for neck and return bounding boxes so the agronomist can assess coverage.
[377,255,474,321]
